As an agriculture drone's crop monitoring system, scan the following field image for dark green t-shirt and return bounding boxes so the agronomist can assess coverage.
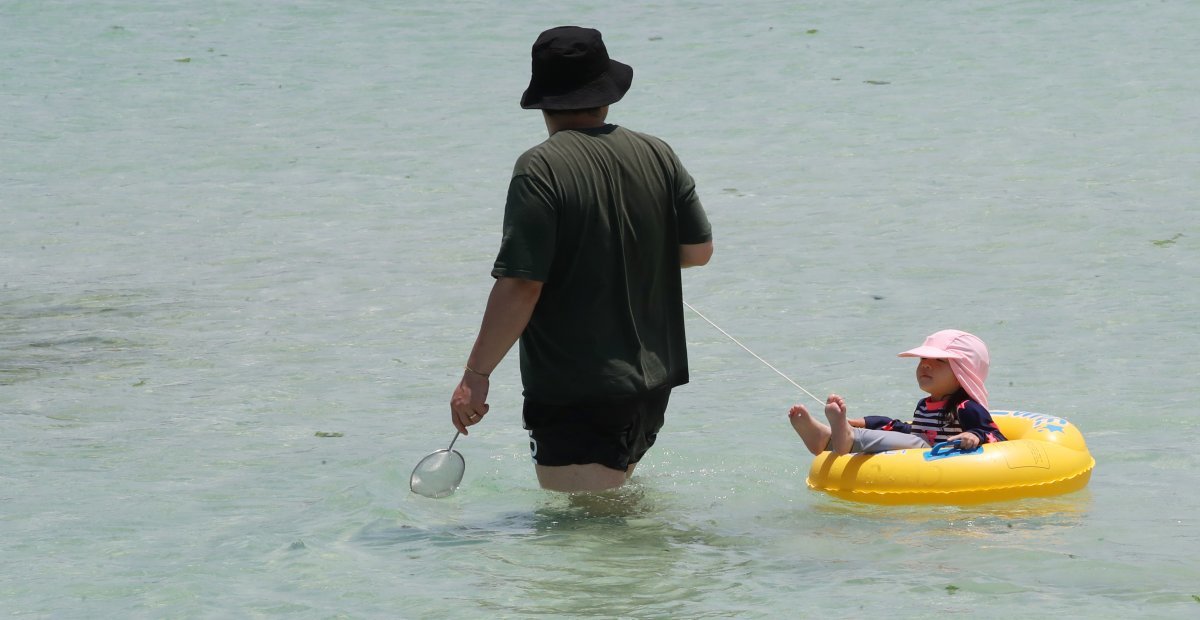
[492,125,711,405]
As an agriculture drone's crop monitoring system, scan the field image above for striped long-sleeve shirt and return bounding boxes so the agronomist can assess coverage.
[863,398,1007,446]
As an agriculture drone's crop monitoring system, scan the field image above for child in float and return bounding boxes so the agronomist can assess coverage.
[789,329,1006,455]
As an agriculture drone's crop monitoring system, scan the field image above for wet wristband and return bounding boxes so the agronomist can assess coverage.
[464,365,490,378]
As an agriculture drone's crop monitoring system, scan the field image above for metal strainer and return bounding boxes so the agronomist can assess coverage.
[409,433,465,498]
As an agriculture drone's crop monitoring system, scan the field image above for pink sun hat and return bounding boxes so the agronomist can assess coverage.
[898,329,990,409]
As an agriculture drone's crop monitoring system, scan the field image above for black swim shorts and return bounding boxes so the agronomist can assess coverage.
[521,387,671,471]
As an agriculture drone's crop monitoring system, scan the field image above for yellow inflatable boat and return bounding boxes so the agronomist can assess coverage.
[807,410,1095,504]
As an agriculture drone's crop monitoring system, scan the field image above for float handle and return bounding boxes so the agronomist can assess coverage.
[929,440,964,456]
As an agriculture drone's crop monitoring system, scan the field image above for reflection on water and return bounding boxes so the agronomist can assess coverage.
[804,491,1094,548]
[480,488,747,618]
[357,484,680,549]
[811,491,1093,524]
[356,484,753,617]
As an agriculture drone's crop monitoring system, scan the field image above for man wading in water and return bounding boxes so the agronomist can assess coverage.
[449,26,713,492]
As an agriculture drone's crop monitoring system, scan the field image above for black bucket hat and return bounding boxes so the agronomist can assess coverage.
[520,26,634,110]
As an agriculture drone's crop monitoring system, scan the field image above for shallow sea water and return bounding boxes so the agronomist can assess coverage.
[3,1,1199,617]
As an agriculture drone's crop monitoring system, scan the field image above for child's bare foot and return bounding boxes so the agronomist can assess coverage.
[788,404,831,455]
[824,394,854,455]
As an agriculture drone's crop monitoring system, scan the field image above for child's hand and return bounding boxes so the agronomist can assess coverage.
[824,394,847,418]
[948,432,980,450]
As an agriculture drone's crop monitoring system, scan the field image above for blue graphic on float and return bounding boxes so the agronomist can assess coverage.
[1006,411,1068,435]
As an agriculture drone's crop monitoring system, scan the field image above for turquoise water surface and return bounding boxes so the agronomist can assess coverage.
[3,1,1199,617]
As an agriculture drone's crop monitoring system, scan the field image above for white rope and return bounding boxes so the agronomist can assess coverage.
[683,300,824,405]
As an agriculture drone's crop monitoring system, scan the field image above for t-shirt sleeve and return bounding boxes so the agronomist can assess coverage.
[491,173,556,281]
[672,159,711,245]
